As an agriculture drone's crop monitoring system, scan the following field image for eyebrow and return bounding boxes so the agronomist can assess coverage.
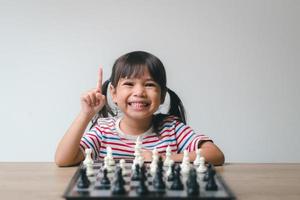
[122,77,155,81]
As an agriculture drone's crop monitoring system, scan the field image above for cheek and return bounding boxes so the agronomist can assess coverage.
[116,93,128,104]
[152,92,162,103]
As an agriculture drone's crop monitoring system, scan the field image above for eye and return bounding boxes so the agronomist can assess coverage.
[122,81,134,86]
[145,82,157,87]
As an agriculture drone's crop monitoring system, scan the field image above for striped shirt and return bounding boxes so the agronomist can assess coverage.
[80,115,211,160]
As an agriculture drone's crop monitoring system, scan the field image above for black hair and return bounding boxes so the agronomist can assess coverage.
[90,51,186,133]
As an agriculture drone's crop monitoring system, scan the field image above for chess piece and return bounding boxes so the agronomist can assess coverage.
[119,159,128,176]
[164,145,172,166]
[101,168,111,185]
[153,156,166,191]
[138,155,144,166]
[77,168,90,189]
[83,149,94,176]
[203,164,212,181]
[140,165,147,180]
[106,146,115,166]
[112,167,126,194]
[150,148,159,175]
[136,165,148,195]
[83,148,94,166]
[104,156,114,173]
[181,150,190,174]
[205,166,218,191]
[131,164,140,181]
[193,148,201,166]
[95,168,111,190]
[132,136,143,171]
[170,164,184,190]
[167,161,176,181]
[86,163,94,177]
[186,168,199,196]
[197,157,207,173]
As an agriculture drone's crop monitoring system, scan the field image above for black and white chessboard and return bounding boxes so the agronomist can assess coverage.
[63,160,235,200]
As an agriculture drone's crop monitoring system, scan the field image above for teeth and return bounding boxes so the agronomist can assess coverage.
[129,102,148,108]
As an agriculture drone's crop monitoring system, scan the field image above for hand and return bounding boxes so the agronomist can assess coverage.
[80,66,106,117]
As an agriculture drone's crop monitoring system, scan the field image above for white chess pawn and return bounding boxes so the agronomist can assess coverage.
[138,155,144,166]
[86,163,94,176]
[83,148,94,166]
[166,159,175,177]
[197,157,207,173]
[181,150,190,174]
[133,146,141,159]
[164,145,172,166]
[132,136,142,170]
[103,156,114,173]
[119,159,128,176]
[150,148,159,175]
[106,146,115,166]
[132,149,141,170]
[193,148,202,166]
[134,136,142,156]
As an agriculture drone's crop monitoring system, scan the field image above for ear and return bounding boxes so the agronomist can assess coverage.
[110,84,117,103]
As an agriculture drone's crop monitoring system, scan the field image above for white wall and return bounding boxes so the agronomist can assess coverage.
[0,0,299,162]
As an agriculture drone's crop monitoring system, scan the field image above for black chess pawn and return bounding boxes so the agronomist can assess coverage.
[186,168,199,196]
[205,167,218,191]
[77,167,90,189]
[136,165,148,195]
[203,163,212,181]
[153,156,166,191]
[95,168,111,190]
[167,162,176,182]
[131,164,140,181]
[116,167,125,185]
[140,164,147,181]
[112,167,126,195]
[170,164,184,190]
[101,168,111,185]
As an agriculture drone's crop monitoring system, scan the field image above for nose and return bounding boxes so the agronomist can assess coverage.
[133,84,146,97]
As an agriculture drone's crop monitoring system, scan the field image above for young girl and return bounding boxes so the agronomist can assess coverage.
[55,51,224,167]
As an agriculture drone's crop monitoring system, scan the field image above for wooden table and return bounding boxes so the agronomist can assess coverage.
[0,163,299,200]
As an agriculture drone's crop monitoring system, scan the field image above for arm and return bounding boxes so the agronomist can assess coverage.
[172,120,224,165]
[198,141,225,166]
[55,67,106,167]
[168,141,225,166]
[141,141,224,166]
[54,112,93,167]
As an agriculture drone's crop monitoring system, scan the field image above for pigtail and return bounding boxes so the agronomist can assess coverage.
[167,88,186,124]
[89,80,115,129]
[152,88,186,134]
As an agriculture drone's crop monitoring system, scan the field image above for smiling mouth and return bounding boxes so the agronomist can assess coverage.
[128,102,150,109]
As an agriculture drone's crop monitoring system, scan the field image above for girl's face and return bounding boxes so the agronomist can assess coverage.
[110,68,162,121]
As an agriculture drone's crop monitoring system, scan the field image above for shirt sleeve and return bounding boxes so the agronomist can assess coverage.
[174,120,212,153]
[80,125,103,160]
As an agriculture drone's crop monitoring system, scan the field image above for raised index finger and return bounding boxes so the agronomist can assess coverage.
[96,66,103,93]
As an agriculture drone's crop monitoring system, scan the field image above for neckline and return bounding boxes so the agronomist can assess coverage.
[115,117,153,141]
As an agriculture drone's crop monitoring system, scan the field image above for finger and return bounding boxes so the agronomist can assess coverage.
[86,94,93,106]
[96,66,103,93]
[95,93,103,105]
[91,92,98,105]
[81,94,90,106]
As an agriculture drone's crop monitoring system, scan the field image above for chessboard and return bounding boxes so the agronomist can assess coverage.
[63,159,235,200]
